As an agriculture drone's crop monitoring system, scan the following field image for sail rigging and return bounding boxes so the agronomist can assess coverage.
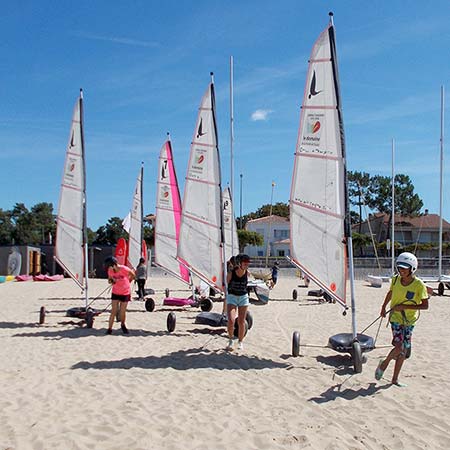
[127,165,144,269]
[154,138,190,283]
[55,91,88,303]
[289,16,351,310]
[177,77,225,291]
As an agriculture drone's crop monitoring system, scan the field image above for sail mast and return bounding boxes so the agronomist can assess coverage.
[79,89,89,309]
[391,138,395,275]
[140,161,144,258]
[439,86,444,279]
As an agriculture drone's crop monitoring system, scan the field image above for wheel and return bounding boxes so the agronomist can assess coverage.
[39,306,46,324]
[167,312,176,332]
[86,308,94,329]
[438,282,444,296]
[233,320,248,338]
[145,298,155,312]
[165,288,170,298]
[292,331,300,357]
[245,310,254,330]
[200,298,213,312]
[323,292,332,303]
[292,289,298,300]
[352,341,363,374]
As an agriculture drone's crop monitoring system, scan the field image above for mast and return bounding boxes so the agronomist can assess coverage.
[80,88,89,309]
[328,12,357,335]
[230,56,235,254]
[439,86,444,279]
[391,138,395,275]
[140,161,144,259]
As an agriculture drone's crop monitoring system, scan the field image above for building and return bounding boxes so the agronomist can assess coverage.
[244,215,290,257]
[353,210,450,257]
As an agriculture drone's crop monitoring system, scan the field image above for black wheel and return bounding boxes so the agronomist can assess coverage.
[245,310,254,330]
[86,308,94,329]
[352,341,363,374]
[438,282,444,296]
[167,312,176,332]
[323,292,332,303]
[145,298,155,312]
[234,320,248,338]
[292,331,300,357]
[165,288,170,298]
[200,298,213,312]
[292,289,298,300]
[39,306,46,324]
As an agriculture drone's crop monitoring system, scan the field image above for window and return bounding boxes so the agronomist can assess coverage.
[274,229,289,239]
[257,251,263,257]
[277,250,285,257]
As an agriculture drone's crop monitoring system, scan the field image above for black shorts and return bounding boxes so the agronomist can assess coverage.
[111,293,131,302]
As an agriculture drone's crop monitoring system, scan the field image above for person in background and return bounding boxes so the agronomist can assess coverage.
[375,252,429,387]
[136,257,147,299]
[226,254,251,351]
[104,256,135,335]
[270,261,279,288]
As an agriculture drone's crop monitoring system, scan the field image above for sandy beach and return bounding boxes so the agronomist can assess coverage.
[1,271,449,450]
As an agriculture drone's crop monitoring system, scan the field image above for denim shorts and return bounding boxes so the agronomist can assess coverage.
[227,293,250,307]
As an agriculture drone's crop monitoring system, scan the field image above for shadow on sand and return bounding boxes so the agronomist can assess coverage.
[308,382,392,403]
[71,346,291,371]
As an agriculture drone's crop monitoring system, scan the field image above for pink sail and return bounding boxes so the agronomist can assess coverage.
[155,139,190,283]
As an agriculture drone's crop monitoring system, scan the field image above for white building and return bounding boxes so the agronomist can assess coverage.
[244,215,290,257]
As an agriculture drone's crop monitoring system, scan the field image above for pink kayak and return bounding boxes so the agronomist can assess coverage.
[33,274,64,282]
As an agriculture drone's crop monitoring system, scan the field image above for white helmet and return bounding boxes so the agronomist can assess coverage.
[396,252,418,273]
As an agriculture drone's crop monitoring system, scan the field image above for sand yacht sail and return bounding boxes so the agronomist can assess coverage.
[54,90,93,325]
[126,164,144,269]
[154,137,190,284]
[223,186,239,264]
[177,74,225,293]
[288,14,372,372]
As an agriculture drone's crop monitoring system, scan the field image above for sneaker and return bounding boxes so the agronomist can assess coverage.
[375,359,385,380]
[121,324,129,334]
[237,341,244,351]
[106,328,112,335]
[226,338,234,351]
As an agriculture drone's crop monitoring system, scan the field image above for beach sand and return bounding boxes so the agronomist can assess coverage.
[1,272,449,449]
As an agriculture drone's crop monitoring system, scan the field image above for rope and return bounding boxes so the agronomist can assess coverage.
[86,285,112,308]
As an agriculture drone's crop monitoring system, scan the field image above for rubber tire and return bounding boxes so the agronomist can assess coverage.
[233,320,248,338]
[352,341,363,374]
[145,298,155,312]
[292,331,300,357]
[438,282,444,296]
[200,298,213,312]
[167,312,176,332]
[86,308,94,329]
[292,289,298,300]
[245,310,254,330]
[165,288,170,298]
[323,292,332,303]
[39,306,46,325]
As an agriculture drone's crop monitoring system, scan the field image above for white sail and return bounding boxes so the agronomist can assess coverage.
[177,80,224,291]
[289,21,347,307]
[127,166,143,269]
[55,92,86,289]
[223,187,239,263]
[155,140,190,283]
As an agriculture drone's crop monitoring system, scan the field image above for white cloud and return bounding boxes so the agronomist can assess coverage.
[251,109,273,121]
[72,31,159,48]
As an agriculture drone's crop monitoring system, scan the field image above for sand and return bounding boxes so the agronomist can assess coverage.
[1,271,449,450]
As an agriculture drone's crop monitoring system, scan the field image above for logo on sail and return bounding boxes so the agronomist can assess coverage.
[197,118,207,138]
[196,155,204,164]
[308,71,322,99]
[161,160,168,180]
[160,186,170,203]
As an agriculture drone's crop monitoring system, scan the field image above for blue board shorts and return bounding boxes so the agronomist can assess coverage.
[227,293,250,307]
[391,322,414,349]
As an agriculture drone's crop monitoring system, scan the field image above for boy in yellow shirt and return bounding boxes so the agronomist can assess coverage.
[375,252,429,387]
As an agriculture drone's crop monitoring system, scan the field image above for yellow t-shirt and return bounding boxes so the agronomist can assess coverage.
[389,276,428,325]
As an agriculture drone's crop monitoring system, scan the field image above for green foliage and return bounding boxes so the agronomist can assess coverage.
[236,202,289,229]
[237,229,264,252]
[93,217,128,245]
[0,209,14,245]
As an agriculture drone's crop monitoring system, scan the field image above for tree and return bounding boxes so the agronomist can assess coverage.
[94,217,128,245]
[348,171,370,229]
[0,209,14,244]
[237,230,264,252]
[351,232,372,256]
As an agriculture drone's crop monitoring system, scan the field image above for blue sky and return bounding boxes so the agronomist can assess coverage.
[1,0,450,229]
